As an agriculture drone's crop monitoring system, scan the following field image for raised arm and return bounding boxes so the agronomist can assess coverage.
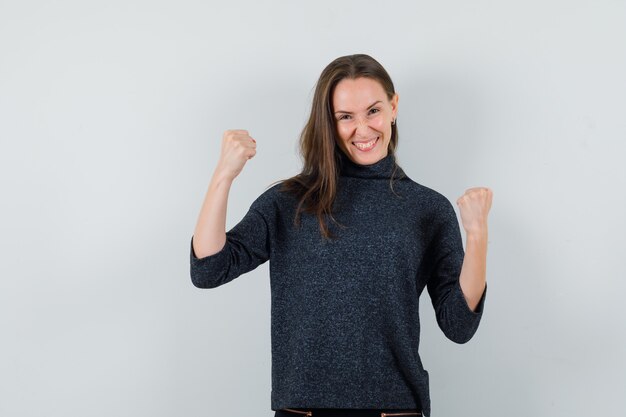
[191,130,268,288]
[456,187,492,311]
[192,129,257,258]
[426,190,491,344]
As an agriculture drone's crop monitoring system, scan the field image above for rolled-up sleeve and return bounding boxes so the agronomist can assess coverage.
[426,199,487,344]
[190,204,271,289]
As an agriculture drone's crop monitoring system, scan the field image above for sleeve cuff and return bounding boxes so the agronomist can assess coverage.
[453,279,487,318]
[190,235,228,273]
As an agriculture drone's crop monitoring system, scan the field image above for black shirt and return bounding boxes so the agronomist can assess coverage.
[190,151,487,417]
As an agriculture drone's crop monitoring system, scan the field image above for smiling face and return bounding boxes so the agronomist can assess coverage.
[332,77,398,165]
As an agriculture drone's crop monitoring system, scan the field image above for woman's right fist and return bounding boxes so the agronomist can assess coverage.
[215,129,257,181]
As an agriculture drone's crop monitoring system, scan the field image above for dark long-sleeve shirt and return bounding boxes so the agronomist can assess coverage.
[189,151,487,417]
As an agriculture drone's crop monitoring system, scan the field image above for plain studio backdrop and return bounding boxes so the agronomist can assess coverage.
[1,1,624,416]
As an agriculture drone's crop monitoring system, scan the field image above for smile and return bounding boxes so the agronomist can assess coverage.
[352,137,379,152]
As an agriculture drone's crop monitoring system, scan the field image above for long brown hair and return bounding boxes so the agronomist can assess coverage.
[269,54,404,240]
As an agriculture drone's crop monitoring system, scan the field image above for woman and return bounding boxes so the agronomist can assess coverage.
[190,54,492,417]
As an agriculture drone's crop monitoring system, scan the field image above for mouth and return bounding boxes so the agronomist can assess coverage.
[352,136,379,152]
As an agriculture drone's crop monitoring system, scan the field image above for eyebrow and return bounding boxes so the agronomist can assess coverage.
[334,100,382,115]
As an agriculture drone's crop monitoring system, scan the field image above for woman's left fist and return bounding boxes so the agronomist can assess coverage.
[456,187,493,235]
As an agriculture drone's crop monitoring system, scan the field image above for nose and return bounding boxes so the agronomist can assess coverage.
[355,115,373,137]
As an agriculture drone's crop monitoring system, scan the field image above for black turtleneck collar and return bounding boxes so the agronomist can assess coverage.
[337,149,405,180]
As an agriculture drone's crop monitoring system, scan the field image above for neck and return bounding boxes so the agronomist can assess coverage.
[337,150,405,180]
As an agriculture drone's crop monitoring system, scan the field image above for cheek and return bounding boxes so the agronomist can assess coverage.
[371,116,387,131]
[337,124,351,139]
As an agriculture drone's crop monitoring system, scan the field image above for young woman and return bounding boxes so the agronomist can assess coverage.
[190,54,492,417]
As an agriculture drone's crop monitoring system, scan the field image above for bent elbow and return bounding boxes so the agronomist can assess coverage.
[190,273,218,289]
[189,268,231,289]
[437,316,481,344]
[189,257,231,288]
[447,331,476,345]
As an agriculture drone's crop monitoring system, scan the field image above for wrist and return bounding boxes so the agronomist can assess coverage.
[465,229,488,243]
[211,167,236,185]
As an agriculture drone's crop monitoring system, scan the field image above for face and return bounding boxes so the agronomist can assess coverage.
[332,77,398,165]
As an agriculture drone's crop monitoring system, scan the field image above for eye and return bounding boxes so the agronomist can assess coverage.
[370,108,380,114]
[338,114,350,121]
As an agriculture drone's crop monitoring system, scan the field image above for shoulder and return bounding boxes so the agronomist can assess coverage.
[249,181,294,215]
[402,177,455,208]
[401,177,457,222]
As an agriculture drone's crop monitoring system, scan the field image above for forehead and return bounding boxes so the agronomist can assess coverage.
[332,77,386,107]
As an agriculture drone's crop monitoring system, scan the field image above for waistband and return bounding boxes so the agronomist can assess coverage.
[277,408,421,417]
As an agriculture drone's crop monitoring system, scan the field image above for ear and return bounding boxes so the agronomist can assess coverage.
[391,93,399,118]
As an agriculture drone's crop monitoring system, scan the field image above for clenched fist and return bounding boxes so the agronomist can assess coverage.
[456,187,493,236]
[214,129,257,181]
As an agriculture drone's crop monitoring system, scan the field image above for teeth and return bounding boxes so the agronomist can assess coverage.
[354,138,377,149]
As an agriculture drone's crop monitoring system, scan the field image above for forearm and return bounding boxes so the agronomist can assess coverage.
[459,231,488,311]
[192,166,234,258]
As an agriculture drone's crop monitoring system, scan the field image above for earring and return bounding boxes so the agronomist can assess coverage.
[391,118,396,125]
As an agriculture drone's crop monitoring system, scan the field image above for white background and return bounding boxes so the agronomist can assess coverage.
[1,1,624,416]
